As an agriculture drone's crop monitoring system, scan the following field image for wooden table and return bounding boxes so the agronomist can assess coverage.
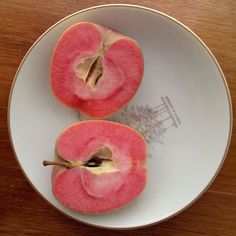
[1,1,235,235]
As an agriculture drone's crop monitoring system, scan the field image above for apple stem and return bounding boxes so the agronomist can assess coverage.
[43,156,112,169]
[43,160,71,169]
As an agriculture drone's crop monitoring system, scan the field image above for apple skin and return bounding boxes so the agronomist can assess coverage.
[51,22,144,118]
[51,120,147,214]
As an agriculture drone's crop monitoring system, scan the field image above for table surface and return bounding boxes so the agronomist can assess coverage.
[1,1,235,235]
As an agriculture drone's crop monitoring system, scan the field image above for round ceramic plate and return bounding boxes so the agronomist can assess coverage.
[8,4,232,229]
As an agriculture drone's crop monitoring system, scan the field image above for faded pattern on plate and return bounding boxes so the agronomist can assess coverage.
[78,96,181,145]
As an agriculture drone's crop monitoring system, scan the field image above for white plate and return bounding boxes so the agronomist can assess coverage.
[8,4,232,229]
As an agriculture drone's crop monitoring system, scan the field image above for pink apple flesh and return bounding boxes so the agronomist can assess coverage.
[44,121,147,214]
[51,22,144,118]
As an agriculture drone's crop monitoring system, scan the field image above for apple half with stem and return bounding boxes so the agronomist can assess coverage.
[43,120,147,214]
[51,22,144,118]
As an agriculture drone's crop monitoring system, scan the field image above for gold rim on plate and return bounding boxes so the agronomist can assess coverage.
[7,4,233,230]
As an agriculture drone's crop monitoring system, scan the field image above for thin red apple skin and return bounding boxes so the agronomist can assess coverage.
[50,22,144,118]
[52,121,147,214]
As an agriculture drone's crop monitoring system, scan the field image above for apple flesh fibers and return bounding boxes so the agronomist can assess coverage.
[51,22,144,118]
[43,121,147,214]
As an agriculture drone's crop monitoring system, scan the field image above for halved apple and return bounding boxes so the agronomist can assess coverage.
[51,22,144,118]
[43,120,147,214]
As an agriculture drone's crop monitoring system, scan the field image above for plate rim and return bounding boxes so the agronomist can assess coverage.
[7,3,233,230]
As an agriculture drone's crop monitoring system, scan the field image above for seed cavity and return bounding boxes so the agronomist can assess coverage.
[83,147,113,168]
[85,56,103,87]
[74,51,104,88]
[83,156,103,167]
